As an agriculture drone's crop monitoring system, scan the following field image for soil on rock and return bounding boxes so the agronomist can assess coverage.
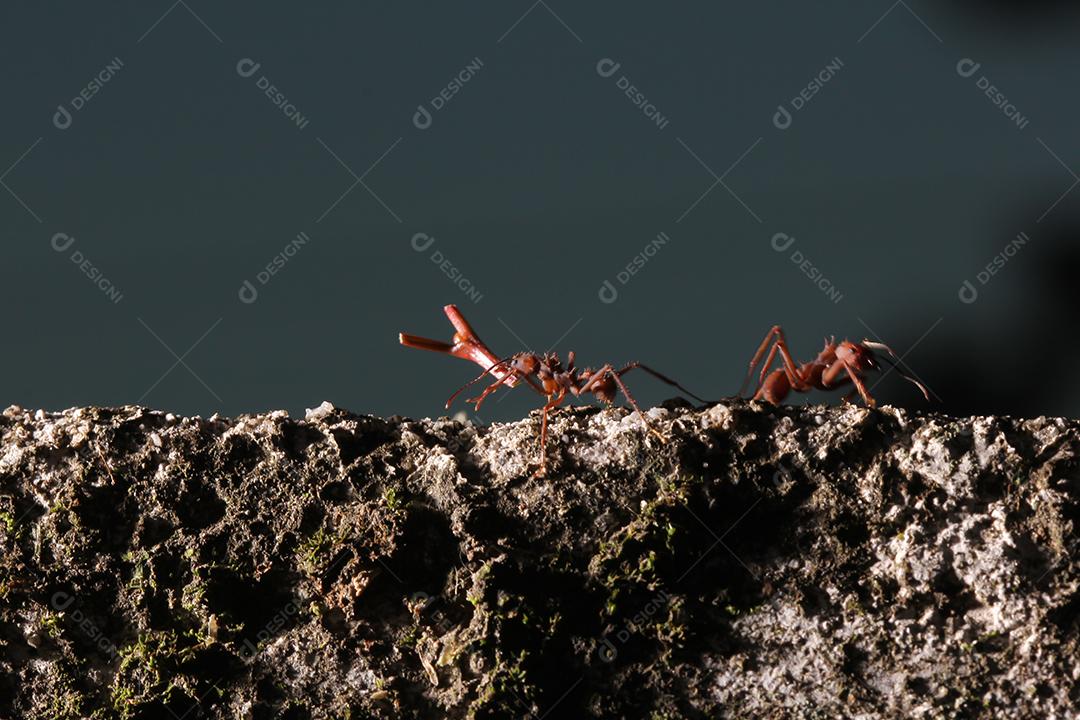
[0,401,1077,719]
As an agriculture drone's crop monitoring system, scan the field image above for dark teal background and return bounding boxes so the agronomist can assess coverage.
[3,2,1079,421]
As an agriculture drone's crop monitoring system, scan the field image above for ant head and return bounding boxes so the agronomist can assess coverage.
[836,340,879,372]
[513,353,540,375]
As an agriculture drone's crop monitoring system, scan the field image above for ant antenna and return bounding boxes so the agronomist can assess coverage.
[863,341,931,401]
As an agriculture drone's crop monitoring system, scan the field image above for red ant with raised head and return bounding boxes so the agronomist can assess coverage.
[739,325,930,407]
[400,305,705,475]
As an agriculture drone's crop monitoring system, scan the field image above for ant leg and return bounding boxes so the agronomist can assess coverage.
[756,343,781,389]
[741,326,811,396]
[535,390,566,477]
[600,365,666,442]
[772,336,809,390]
[576,365,608,395]
[576,365,662,439]
[841,361,876,407]
[615,362,707,404]
[576,364,659,436]
[749,341,811,404]
[740,326,784,397]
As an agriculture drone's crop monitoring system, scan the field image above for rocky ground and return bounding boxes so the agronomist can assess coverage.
[0,400,1077,719]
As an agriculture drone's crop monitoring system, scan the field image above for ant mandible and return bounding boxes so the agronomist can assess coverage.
[739,325,930,407]
[400,305,705,476]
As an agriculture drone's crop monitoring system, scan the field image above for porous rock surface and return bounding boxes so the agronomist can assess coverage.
[0,401,1077,719]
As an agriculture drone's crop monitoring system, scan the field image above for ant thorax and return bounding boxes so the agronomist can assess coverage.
[812,343,838,367]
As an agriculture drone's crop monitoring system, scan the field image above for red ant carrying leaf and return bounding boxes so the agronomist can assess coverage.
[739,325,930,407]
[400,305,705,476]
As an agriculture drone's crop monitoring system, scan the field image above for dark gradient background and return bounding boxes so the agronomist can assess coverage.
[3,2,1079,423]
